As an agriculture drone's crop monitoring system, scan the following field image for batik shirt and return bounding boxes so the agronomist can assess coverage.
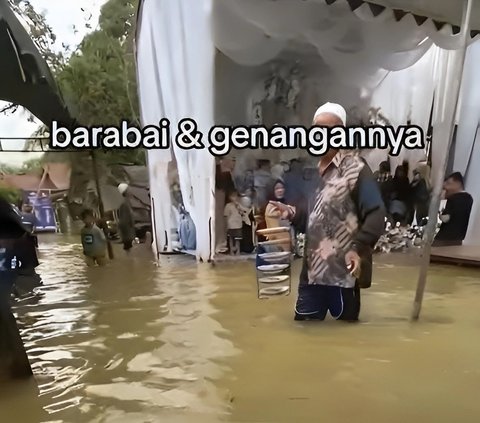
[306,151,366,288]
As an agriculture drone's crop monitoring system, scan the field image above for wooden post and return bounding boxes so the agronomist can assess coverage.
[411,0,473,320]
[90,151,114,260]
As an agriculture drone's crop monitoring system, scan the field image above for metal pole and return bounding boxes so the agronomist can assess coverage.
[412,0,473,320]
[90,150,114,260]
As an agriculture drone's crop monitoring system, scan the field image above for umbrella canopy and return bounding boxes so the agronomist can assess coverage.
[0,0,74,127]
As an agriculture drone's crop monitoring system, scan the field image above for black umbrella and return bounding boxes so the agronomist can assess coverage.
[0,0,74,127]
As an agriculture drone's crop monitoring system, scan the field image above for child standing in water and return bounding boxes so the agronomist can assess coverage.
[80,209,107,267]
[224,191,247,255]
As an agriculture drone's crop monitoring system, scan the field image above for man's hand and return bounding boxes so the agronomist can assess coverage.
[345,250,361,277]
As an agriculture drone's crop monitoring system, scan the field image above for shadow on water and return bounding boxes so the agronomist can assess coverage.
[1,235,480,422]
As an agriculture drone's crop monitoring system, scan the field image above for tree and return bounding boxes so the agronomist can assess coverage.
[4,0,145,218]
[21,158,43,173]
[56,0,140,127]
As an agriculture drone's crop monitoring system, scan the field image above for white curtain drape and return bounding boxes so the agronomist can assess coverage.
[453,41,480,244]
[136,0,173,257]
[136,0,216,262]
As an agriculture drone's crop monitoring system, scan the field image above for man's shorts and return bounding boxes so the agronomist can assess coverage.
[295,284,361,321]
[227,229,243,240]
[85,255,107,267]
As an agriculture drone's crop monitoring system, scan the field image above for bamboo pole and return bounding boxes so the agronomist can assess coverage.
[411,0,473,320]
[90,151,114,260]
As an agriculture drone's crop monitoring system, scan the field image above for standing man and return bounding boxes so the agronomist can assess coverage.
[433,172,473,247]
[20,204,37,234]
[117,183,136,252]
[270,102,386,322]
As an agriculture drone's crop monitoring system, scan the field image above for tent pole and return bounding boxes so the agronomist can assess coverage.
[411,0,473,321]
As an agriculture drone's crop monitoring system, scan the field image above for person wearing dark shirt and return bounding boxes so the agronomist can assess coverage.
[20,204,37,233]
[411,162,431,225]
[117,183,136,251]
[389,164,414,225]
[374,161,393,213]
[433,172,473,246]
[270,103,386,322]
[0,197,37,379]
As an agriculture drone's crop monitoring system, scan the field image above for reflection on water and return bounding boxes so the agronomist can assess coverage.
[1,235,480,422]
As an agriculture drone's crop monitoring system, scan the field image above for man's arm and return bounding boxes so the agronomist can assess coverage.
[439,199,452,223]
[350,164,386,252]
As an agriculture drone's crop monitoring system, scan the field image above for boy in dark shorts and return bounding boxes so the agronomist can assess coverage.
[80,209,107,266]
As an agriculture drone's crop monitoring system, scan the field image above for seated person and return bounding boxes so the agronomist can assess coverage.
[433,172,473,247]
[264,179,292,252]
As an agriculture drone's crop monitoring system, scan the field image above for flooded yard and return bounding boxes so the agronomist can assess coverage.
[1,235,480,422]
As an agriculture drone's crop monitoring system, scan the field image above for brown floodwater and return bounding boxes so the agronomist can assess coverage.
[1,234,480,422]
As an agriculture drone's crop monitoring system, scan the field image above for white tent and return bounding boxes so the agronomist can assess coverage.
[135,0,480,262]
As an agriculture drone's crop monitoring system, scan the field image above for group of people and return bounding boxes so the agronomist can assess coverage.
[374,158,473,246]
[374,160,431,226]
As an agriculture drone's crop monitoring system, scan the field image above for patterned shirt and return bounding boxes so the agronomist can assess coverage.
[306,151,367,288]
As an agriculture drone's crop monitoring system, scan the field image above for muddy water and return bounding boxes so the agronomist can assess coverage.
[1,235,480,422]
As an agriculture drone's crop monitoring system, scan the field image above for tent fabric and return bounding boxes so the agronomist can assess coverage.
[367,0,480,30]
[211,0,478,79]
[136,0,216,261]
[0,173,57,191]
[451,41,480,244]
[136,0,480,258]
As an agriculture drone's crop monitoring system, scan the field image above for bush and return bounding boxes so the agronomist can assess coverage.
[0,186,22,204]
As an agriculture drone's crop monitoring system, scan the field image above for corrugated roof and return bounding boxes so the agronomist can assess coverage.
[44,162,71,190]
[0,173,57,191]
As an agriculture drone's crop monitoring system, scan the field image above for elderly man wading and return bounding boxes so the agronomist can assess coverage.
[270,103,386,321]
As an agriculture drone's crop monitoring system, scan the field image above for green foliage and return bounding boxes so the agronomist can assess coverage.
[0,158,43,174]
[21,158,43,172]
[7,0,63,70]
[6,0,145,182]
[0,163,19,174]
[56,0,140,127]
[0,186,21,204]
[55,0,143,166]
[99,148,146,166]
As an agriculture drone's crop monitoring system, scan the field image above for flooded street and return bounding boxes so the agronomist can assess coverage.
[2,235,480,422]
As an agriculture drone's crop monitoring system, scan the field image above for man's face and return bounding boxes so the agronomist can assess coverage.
[443,178,461,196]
[83,215,94,226]
[313,113,343,162]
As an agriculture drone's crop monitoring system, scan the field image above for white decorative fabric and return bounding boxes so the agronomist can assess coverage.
[454,41,480,244]
[136,0,173,256]
[136,0,216,261]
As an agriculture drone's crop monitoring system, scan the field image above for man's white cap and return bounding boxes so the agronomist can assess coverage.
[118,183,129,195]
[313,102,347,125]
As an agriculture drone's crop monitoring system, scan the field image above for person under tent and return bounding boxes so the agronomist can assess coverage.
[433,172,473,247]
